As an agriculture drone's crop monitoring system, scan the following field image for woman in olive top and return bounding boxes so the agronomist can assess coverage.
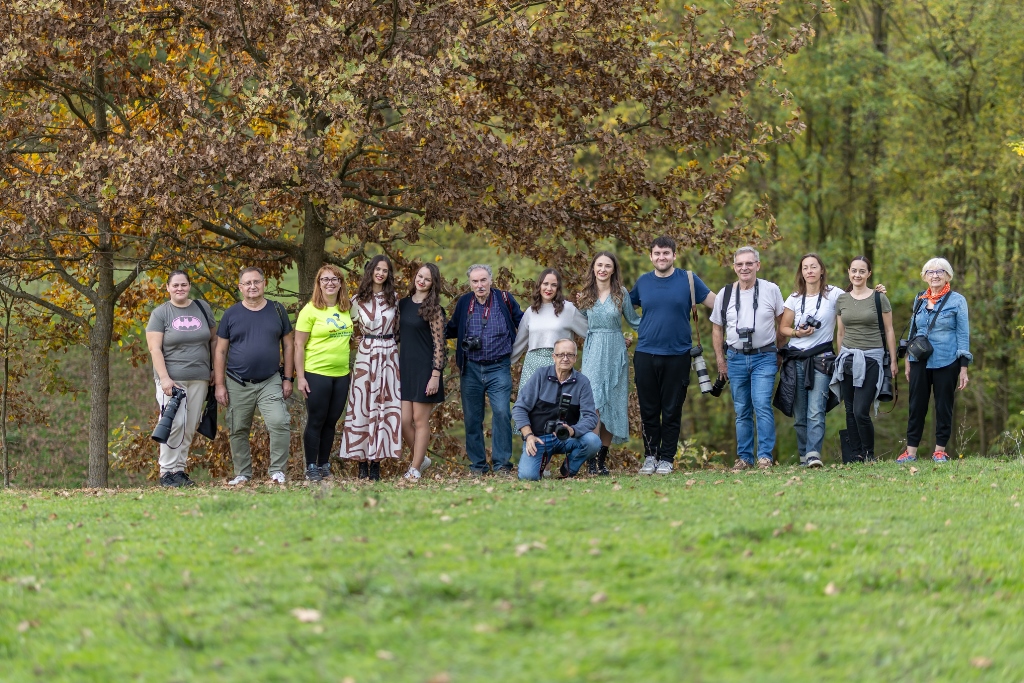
[295,265,354,481]
[830,255,898,463]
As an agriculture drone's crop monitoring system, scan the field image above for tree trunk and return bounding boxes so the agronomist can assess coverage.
[87,252,116,488]
[1,295,11,488]
[296,196,327,306]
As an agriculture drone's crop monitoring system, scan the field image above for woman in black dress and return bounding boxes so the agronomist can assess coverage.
[399,263,447,479]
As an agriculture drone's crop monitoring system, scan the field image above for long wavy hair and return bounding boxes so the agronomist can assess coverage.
[578,251,624,311]
[355,255,397,307]
[844,254,873,292]
[406,263,444,325]
[310,264,350,311]
[531,268,565,315]
[794,253,832,298]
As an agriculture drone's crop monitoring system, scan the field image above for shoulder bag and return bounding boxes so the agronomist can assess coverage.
[873,291,894,404]
[905,292,951,363]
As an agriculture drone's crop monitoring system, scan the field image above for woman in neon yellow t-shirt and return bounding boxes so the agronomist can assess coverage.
[294,265,354,481]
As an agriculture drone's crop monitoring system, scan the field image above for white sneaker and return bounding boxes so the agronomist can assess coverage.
[404,467,421,480]
[639,456,657,475]
[654,460,674,475]
[269,471,286,484]
[806,452,824,469]
[420,456,432,473]
[227,475,250,486]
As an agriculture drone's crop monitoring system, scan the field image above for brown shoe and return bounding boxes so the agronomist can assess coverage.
[731,459,751,472]
[757,458,774,470]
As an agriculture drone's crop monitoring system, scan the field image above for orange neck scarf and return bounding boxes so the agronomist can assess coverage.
[920,283,950,304]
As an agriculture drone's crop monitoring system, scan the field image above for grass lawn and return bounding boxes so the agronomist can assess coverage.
[2,461,1023,682]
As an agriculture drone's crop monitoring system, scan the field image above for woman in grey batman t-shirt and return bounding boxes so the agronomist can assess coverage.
[145,270,216,488]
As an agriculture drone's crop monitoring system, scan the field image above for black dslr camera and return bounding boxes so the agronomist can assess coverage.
[462,335,483,351]
[898,338,910,359]
[152,386,187,444]
[801,315,823,330]
[737,327,754,352]
[709,375,728,397]
[544,394,573,441]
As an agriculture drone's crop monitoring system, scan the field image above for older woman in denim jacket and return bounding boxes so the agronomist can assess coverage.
[896,258,971,464]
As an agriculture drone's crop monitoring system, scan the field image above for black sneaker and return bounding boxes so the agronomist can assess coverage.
[358,461,369,479]
[558,459,573,479]
[586,459,598,475]
[318,462,332,479]
[368,461,381,481]
[160,472,182,488]
[596,446,610,476]
[305,463,324,482]
[174,471,197,487]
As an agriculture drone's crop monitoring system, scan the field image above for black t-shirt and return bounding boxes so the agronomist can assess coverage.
[217,300,293,380]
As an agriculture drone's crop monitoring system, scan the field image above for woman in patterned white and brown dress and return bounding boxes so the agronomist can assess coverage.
[339,255,402,480]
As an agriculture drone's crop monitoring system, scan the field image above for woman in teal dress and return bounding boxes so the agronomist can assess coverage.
[576,251,640,475]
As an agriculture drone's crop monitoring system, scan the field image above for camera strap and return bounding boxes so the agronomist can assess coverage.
[916,291,951,338]
[687,270,702,347]
[731,279,759,335]
[467,291,494,328]
[903,291,926,341]
[799,290,823,326]
[159,391,188,450]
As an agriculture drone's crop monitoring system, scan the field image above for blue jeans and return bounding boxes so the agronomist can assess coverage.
[517,432,602,480]
[727,349,778,464]
[460,358,513,472]
[793,361,829,458]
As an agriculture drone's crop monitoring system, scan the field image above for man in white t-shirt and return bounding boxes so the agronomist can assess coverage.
[711,247,785,471]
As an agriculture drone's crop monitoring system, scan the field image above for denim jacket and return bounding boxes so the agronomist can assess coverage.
[908,291,972,369]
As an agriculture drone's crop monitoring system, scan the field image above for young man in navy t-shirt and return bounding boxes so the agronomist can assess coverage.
[629,236,716,474]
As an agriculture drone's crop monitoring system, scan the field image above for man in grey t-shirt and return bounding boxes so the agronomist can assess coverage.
[711,247,785,471]
[214,267,294,485]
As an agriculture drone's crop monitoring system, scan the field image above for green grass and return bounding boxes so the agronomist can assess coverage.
[3,461,1024,682]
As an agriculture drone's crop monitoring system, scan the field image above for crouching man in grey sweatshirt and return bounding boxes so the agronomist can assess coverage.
[512,338,602,480]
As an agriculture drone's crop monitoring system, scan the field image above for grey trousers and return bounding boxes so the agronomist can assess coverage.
[225,375,291,477]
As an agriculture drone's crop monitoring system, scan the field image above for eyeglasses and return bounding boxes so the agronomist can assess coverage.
[240,280,264,288]
[553,352,577,360]
[924,270,946,277]
[734,261,758,269]
[319,277,341,284]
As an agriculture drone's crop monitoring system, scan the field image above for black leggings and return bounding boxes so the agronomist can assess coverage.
[633,351,690,462]
[303,372,350,466]
[840,357,880,459]
[906,360,960,449]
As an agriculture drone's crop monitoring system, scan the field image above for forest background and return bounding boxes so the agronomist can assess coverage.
[1,0,1023,488]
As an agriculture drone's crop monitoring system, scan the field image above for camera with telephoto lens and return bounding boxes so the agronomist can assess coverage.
[690,344,714,394]
[709,374,728,397]
[737,327,754,352]
[151,386,187,444]
[544,394,573,441]
[898,338,910,359]
[462,335,483,352]
[801,315,823,330]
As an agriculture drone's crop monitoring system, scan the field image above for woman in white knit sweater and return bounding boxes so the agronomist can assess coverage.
[512,268,589,389]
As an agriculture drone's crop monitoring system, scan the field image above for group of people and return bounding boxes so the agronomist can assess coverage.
[144,236,971,487]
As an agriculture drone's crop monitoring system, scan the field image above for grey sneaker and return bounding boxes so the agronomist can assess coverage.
[806,452,823,469]
[227,475,250,486]
[639,456,657,475]
[269,471,286,484]
[305,464,323,482]
[318,462,332,479]
[160,472,182,488]
[654,460,673,475]
[420,456,432,473]
[403,467,421,480]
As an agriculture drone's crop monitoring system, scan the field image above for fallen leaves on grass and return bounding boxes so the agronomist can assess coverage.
[16,621,38,633]
[439,574,452,584]
[428,674,452,683]
[364,497,378,508]
[515,541,546,557]
[290,608,321,623]
[670,520,683,528]
[685,479,696,487]
[774,491,785,497]
[590,592,608,604]
[473,623,495,633]
[742,549,754,557]
[910,467,919,475]
[612,483,622,491]
[824,582,840,596]
[439,515,453,522]
[970,657,993,669]
[376,650,395,661]
[804,523,818,531]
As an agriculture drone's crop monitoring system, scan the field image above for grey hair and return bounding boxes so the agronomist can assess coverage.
[734,246,760,263]
[553,338,578,353]
[467,264,493,279]
[921,257,954,282]
[239,266,265,281]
